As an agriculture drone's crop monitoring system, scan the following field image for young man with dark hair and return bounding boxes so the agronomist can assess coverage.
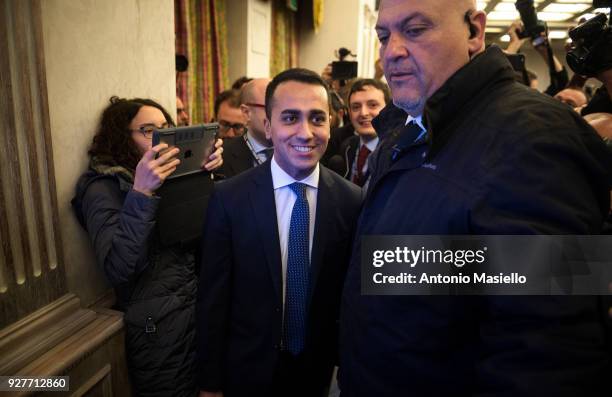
[197,68,361,397]
[335,78,391,186]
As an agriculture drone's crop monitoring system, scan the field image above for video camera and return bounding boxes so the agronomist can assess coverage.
[515,0,547,45]
[331,48,358,81]
[566,0,612,77]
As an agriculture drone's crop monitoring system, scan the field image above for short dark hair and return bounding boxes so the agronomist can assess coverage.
[88,96,174,171]
[231,76,252,90]
[214,89,241,118]
[347,78,391,106]
[265,68,331,119]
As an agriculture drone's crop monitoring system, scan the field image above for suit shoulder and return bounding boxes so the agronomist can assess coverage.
[322,166,361,200]
[214,162,267,197]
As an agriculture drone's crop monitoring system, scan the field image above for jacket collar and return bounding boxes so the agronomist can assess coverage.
[373,45,516,154]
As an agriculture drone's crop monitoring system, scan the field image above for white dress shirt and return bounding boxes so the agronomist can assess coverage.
[271,156,319,306]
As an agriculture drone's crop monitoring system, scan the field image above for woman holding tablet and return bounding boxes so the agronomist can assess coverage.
[72,96,222,396]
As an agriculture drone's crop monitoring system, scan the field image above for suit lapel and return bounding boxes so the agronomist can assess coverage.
[249,162,283,301]
[309,167,334,302]
[235,138,255,174]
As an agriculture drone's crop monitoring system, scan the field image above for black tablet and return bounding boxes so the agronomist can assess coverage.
[152,123,218,179]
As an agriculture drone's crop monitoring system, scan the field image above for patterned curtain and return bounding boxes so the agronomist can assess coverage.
[175,0,229,124]
[313,0,324,33]
[270,0,298,77]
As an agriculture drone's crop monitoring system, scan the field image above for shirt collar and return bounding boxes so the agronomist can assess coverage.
[246,130,270,153]
[271,155,320,190]
[360,136,379,152]
[405,114,425,131]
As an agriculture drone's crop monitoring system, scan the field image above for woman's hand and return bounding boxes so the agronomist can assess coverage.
[133,143,180,196]
[202,138,224,171]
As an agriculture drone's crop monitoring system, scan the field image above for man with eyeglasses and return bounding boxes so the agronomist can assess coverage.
[217,78,273,179]
[214,89,247,138]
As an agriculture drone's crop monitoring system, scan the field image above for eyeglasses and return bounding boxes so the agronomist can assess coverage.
[245,103,266,109]
[219,121,246,135]
[131,123,172,139]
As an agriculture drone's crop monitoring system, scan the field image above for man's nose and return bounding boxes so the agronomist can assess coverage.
[357,105,369,117]
[382,33,409,62]
[296,120,315,139]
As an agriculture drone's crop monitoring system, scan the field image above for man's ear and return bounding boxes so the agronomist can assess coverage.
[240,104,251,121]
[467,10,487,57]
[264,117,272,140]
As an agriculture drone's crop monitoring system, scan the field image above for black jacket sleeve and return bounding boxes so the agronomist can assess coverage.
[544,67,569,97]
[197,188,233,392]
[81,178,159,287]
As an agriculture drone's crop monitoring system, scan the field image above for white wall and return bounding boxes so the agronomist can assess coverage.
[40,0,176,306]
[226,0,272,81]
[247,0,272,78]
[226,0,248,83]
[299,0,378,78]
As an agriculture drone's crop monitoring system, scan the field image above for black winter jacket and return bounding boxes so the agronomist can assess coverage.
[340,45,612,397]
[73,164,197,397]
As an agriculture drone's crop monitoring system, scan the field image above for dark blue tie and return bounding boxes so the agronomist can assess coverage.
[284,182,310,355]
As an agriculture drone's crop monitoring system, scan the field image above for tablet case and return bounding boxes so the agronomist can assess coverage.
[156,171,214,247]
[153,124,218,179]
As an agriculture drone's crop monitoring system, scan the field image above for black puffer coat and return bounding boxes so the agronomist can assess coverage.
[73,162,197,397]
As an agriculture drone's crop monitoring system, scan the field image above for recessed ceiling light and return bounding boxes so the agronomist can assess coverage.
[543,3,591,13]
[548,30,569,39]
[538,12,575,21]
[487,11,520,21]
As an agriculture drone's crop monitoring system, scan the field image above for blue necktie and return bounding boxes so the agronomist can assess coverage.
[283,182,310,355]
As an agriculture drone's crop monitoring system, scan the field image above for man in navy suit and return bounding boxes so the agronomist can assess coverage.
[197,68,362,397]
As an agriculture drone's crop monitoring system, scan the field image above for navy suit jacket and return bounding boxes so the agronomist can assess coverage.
[197,160,362,396]
[216,136,255,179]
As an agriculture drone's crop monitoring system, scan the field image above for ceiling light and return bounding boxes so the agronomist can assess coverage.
[487,11,521,21]
[543,3,591,13]
[538,12,575,21]
[494,3,519,12]
[548,30,569,39]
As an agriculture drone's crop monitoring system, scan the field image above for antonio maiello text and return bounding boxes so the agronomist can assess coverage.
[373,272,527,285]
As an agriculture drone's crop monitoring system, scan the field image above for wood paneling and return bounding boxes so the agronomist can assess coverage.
[0,294,129,396]
[0,0,66,328]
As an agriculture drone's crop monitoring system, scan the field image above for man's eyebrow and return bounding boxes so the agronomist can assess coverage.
[279,109,327,117]
[280,109,301,115]
[375,12,430,32]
